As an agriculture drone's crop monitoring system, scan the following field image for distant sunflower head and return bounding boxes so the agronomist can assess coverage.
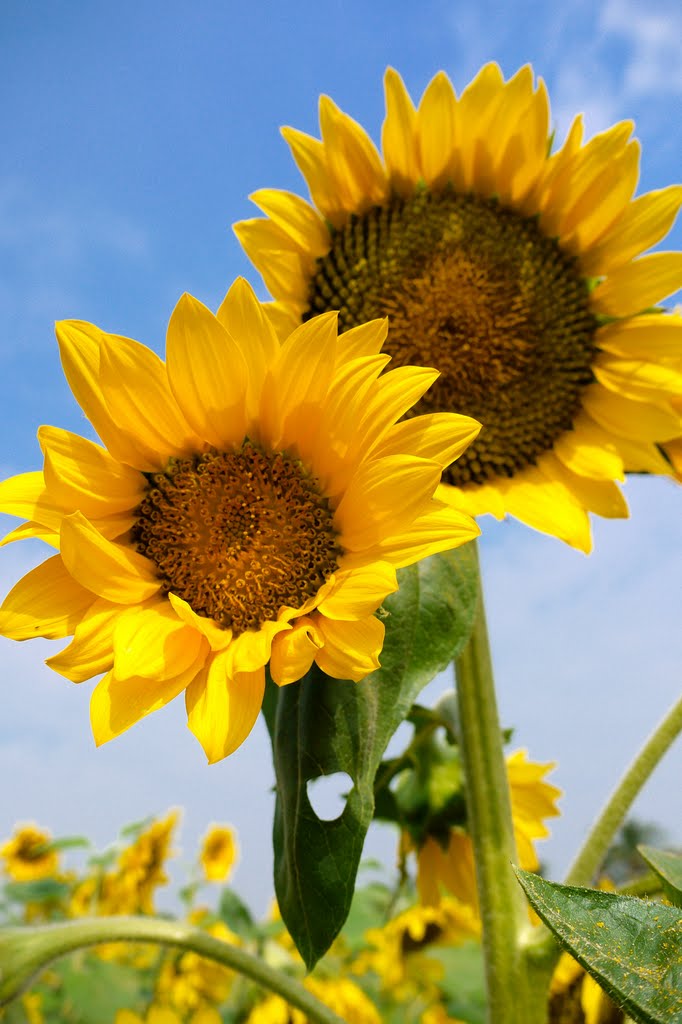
[0,279,479,762]
[411,749,561,908]
[235,63,682,551]
[0,824,59,882]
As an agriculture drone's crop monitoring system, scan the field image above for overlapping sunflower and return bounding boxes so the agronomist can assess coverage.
[235,63,682,550]
[0,280,479,761]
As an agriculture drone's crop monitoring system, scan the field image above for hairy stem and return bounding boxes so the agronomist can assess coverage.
[0,917,345,1024]
[454,542,546,1024]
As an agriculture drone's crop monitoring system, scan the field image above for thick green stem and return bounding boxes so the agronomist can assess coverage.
[454,543,546,1024]
[565,692,682,887]
[0,917,344,1024]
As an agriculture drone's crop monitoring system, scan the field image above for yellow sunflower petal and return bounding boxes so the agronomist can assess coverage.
[90,660,200,746]
[262,300,303,341]
[543,453,628,519]
[0,554,94,640]
[594,353,682,401]
[382,67,419,195]
[497,462,592,552]
[249,188,330,257]
[233,217,312,302]
[553,413,625,481]
[344,366,441,466]
[215,278,278,413]
[317,562,398,621]
[166,293,249,448]
[582,383,682,441]
[226,620,292,676]
[437,481,507,520]
[60,511,160,604]
[562,140,640,252]
[455,63,505,191]
[270,617,324,686]
[280,125,344,228]
[581,185,682,276]
[611,435,675,475]
[0,470,66,533]
[167,593,233,651]
[335,455,443,550]
[540,121,634,237]
[360,504,480,570]
[45,597,120,682]
[55,320,151,470]
[98,331,200,466]
[315,614,384,681]
[185,651,265,764]
[112,597,207,681]
[0,522,59,548]
[265,312,338,449]
[416,71,458,190]
[38,425,144,514]
[597,313,682,360]
[318,94,388,215]
[371,412,481,467]
[591,252,682,317]
[336,317,389,363]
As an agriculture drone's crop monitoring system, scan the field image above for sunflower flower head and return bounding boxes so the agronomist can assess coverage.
[199,824,238,882]
[236,64,682,551]
[411,749,561,908]
[0,279,479,762]
[0,824,59,882]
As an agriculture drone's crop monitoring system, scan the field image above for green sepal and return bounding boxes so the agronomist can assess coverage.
[265,545,479,968]
[638,845,682,908]
[516,869,682,1024]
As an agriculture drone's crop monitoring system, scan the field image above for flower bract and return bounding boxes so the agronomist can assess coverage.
[0,280,479,761]
[235,64,682,550]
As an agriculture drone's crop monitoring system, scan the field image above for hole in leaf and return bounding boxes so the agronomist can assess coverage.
[306,772,353,821]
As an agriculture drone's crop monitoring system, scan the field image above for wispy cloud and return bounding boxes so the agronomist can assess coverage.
[600,0,682,96]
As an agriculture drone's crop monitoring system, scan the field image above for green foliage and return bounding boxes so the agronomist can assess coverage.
[51,957,146,1023]
[516,869,682,1024]
[217,888,258,940]
[432,942,487,1024]
[4,880,71,906]
[638,846,682,909]
[264,546,479,968]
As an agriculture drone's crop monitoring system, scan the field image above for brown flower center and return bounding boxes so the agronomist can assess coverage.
[132,442,341,634]
[305,189,598,486]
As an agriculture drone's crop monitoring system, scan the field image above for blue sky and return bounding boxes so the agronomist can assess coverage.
[1,0,681,913]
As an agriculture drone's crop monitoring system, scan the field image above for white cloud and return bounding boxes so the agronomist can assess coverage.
[600,0,682,95]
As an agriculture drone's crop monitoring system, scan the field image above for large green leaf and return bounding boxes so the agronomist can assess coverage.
[516,869,682,1024]
[266,546,479,968]
[638,845,682,908]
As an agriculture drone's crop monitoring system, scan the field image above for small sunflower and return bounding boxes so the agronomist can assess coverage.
[413,749,561,907]
[0,280,479,762]
[0,824,59,882]
[199,824,238,882]
[235,64,682,550]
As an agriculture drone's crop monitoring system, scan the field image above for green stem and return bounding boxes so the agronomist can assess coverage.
[454,542,546,1024]
[565,693,682,887]
[0,917,344,1024]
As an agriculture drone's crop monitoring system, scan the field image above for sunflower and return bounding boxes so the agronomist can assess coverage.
[412,749,561,907]
[0,280,479,762]
[199,824,238,883]
[235,64,682,550]
[0,823,59,882]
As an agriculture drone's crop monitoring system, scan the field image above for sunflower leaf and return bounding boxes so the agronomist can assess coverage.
[637,845,682,908]
[516,869,682,1024]
[265,544,479,968]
